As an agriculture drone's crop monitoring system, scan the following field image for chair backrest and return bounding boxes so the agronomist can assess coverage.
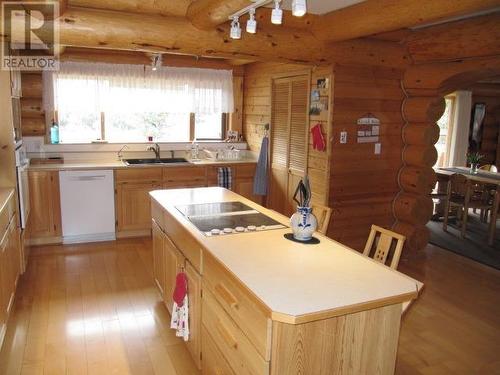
[311,204,332,235]
[448,173,469,197]
[479,164,498,173]
[363,225,406,269]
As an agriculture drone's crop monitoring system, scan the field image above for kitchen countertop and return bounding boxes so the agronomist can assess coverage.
[150,187,422,324]
[28,158,258,171]
[0,188,14,214]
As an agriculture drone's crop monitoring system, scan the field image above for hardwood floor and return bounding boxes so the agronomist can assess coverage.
[0,239,499,375]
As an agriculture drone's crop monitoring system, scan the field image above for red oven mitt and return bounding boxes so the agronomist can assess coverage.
[173,272,188,307]
[311,123,326,151]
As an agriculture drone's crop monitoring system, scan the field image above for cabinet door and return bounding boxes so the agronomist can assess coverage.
[0,226,9,329]
[28,170,62,238]
[152,220,165,295]
[163,234,185,315]
[202,326,235,375]
[234,178,263,205]
[185,261,202,369]
[116,182,161,232]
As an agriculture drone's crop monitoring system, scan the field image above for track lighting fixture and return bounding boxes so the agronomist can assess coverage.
[246,8,257,34]
[271,0,282,25]
[292,0,307,17]
[228,0,307,39]
[230,16,242,39]
[151,53,162,71]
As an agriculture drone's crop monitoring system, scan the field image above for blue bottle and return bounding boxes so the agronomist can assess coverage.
[50,120,59,144]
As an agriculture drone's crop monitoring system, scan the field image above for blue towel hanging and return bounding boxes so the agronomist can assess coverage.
[253,136,269,196]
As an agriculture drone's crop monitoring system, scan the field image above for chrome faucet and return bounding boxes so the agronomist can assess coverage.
[147,143,161,160]
[170,150,175,158]
[117,145,129,161]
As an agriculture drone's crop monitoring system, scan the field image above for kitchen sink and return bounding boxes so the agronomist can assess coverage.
[124,158,190,165]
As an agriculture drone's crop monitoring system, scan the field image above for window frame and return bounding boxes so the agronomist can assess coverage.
[51,110,227,144]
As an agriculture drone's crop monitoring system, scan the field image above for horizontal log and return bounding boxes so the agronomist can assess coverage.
[312,0,500,44]
[187,0,252,30]
[69,0,190,17]
[402,122,440,146]
[393,193,433,225]
[402,145,438,168]
[22,117,46,136]
[402,96,445,123]
[398,166,437,194]
[21,73,42,98]
[21,98,44,117]
[8,7,326,64]
[407,12,500,64]
[392,221,430,252]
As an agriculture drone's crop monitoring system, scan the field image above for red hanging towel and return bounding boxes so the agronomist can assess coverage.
[311,123,326,151]
[173,272,188,307]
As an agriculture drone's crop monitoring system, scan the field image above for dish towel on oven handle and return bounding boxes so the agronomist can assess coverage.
[217,167,232,189]
[170,272,189,341]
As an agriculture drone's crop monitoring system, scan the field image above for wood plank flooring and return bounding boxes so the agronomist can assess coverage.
[0,238,499,374]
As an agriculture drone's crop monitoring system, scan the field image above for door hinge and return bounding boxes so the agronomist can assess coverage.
[114,188,117,194]
[115,220,118,227]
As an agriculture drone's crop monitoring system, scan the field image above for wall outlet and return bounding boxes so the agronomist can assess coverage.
[374,143,381,155]
[340,131,347,144]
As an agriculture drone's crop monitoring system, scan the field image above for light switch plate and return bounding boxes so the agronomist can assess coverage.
[340,131,347,144]
[374,143,381,154]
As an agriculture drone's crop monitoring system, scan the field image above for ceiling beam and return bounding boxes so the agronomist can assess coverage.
[187,0,253,30]
[68,0,191,17]
[312,0,500,43]
[406,12,500,64]
[5,6,329,64]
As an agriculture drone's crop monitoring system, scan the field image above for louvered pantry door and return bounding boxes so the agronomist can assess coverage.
[269,75,309,216]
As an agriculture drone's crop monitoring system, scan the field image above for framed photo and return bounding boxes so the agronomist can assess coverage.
[311,89,320,102]
[317,78,328,89]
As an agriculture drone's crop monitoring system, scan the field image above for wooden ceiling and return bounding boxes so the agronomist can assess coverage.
[4,0,500,66]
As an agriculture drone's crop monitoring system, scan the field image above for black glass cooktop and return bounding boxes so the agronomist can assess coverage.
[188,212,284,233]
[176,201,254,217]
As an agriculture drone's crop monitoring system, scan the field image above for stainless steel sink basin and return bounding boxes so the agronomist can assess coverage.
[124,158,190,166]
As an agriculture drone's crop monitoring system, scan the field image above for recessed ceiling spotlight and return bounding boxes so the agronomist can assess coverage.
[271,0,282,25]
[246,8,257,34]
[292,0,307,17]
[151,53,162,71]
[230,16,242,39]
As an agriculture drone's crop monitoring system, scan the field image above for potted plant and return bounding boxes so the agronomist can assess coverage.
[467,152,483,174]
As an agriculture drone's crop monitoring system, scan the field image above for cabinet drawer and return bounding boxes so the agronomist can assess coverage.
[235,164,257,179]
[202,325,236,375]
[163,209,202,273]
[163,166,206,182]
[202,288,269,375]
[115,168,162,182]
[203,252,271,360]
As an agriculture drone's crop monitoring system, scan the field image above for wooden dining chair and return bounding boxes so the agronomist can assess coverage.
[443,174,493,238]
[363,225,406,270]
[479,164,498,172]
[311,204,332,235]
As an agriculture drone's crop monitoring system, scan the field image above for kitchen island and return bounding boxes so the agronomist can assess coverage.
[150,187,421,375]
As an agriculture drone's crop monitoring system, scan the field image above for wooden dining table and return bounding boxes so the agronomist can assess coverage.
[435,167,500,246]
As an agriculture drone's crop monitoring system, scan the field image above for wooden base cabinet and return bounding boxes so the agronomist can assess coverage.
[28,170,62,242]
[151,214,202,369]
[0,192,21,348]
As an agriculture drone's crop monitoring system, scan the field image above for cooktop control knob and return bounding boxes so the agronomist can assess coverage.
[259,225,267,230]
[210,229,220,235]
[235,226,245,232]
[223,228,233,234]
[247,225,256,231]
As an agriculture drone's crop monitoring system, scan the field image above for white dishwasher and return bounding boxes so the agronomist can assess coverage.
[59,170,116,244]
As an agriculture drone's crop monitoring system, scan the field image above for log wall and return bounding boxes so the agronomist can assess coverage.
[21,72,46,137]
[243,62,333,206]
[327,64,406,250]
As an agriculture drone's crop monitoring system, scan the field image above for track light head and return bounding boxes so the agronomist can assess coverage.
[246,8,257,34]
[271,0,282,25]
[230,16,242,39]
[292,0,307,17]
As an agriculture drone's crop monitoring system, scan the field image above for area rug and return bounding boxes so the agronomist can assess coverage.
[427,213,500,270]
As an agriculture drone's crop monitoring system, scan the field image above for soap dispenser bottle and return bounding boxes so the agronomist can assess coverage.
[50,120,59,144]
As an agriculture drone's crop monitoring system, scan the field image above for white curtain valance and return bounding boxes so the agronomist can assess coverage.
[43,61,234,115]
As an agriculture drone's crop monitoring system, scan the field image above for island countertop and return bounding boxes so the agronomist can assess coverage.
[150,187,421,324]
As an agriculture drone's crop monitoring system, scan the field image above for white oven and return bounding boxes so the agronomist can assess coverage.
[15,145,30,229]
